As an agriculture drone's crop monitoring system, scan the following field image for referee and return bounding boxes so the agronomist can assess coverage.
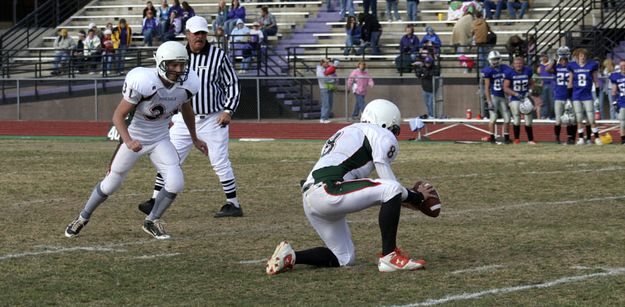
[138,16,243,218]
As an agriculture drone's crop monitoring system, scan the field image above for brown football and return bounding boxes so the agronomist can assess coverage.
[413,181,441,218]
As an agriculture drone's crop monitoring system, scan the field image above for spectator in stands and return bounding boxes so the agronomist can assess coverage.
[142,10,159,46]
[101,29,114,75]
[249,21,265,62]
[112,19,132,75]
[483,0,504,20]
[88,22,102,41]
[163,10,183,41]
[421,26,441,56]
[84,29,101,75]
[407,0,419,21]
[602,0,617,10]
[416,57,439,118]
[51,28,76,75]
[451,9,474,53]
[507,0,528,19]
[385,0,401,22]
[258,6,278,42]
[339,0,355,22]
[531,64,544,119]
[143,1,157,18]
[157,0,171,40]
[224,0,246,40]
[347,61,374,119]
[230,19,251,73]
[72,30,86,74]
[209,27,226,48]
[213,0,228,34]
[472,11,490,71]
[506,34,527,59]
[400,24,420,61]
[357,13,382,55]
[343,16,361,55]
[169,0,183,17]
[538,52,555,119]
[181,1,195,29]
[363,0,377,17]
[526,34,536,65]
[316,58,335,123]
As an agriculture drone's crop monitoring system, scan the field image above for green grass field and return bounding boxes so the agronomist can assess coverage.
[1,138,625,306]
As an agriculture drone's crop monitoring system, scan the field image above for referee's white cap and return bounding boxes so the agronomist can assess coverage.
[186,16,209,33]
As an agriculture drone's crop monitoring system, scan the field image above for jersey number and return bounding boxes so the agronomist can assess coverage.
[513,80,528,92]
[145,104,166,121]
[556,72,568,86]
[577,74,587,87]
[493,79,502,91]
[321,131,343,157]
[619,83,625,97]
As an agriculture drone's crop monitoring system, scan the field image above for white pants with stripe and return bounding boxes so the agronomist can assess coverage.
[169,112,234,182]
[302,178,404,266]
[573,100,595,125]
[101,139,183,195]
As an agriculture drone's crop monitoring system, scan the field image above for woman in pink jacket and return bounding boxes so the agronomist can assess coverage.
[346,61,375,119]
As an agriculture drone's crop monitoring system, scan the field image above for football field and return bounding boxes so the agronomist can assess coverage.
[1,138,625,306]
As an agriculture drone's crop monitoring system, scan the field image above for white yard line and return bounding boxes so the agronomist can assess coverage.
[0,246,127,261]
[393,267,625,307]
[239,259,267,264]
[451,264,505,274]
[133,253,182,259]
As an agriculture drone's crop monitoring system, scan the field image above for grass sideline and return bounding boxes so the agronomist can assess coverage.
[1,139,625,306]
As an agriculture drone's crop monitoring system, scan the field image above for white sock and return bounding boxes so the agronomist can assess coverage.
[228,198,240,208]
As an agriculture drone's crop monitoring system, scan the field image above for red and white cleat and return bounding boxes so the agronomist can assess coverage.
[378,248,426,272]
[266,241,296,275]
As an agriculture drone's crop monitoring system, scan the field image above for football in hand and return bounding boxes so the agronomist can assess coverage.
[413,181,441,218]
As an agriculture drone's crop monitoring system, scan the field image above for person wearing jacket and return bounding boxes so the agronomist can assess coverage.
[51,28,76,75]
[400,24,420,61]
[357,13,382,55]
[347,61,375,119]
[111,19,132,75]
[84,29,101,74]
[420,26,441,57]
[416,57,440,118]
[224,0,246,39]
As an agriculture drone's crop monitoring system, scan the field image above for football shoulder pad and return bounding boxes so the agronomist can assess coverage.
[179,69,200,97]
[123,67,159,104]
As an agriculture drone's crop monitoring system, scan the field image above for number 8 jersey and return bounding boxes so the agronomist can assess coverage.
[122,67,200,145]
[304,123,399,185]
[567,60,598,101]
[610,71,625,109]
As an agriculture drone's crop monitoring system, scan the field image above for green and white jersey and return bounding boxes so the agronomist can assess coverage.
[305,123,399,185]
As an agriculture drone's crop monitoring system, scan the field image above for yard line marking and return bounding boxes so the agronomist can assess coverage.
[393,267,625,307]
[0,246,127,261]
[451,264,505,274]
[239,259,267,264]
[133,253,182,259]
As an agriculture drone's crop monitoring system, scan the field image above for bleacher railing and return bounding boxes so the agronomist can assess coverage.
[525,0,595,62]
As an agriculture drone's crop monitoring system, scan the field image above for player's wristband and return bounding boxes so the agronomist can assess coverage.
[405,188,424,205]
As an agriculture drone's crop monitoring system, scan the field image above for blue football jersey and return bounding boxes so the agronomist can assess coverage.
[553,63,570,100]
[481,64,510,98]
[505,66,533,101]
[567,60,598,101]
[609,72,625,108]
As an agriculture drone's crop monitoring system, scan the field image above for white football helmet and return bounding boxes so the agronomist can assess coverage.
[154,41,189,83]
[557,46,571,60]
[361,99,402,135]
[519,97,534,114]
[487,50,501,66]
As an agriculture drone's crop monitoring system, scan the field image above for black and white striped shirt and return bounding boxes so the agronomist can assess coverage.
[186,43,240,115]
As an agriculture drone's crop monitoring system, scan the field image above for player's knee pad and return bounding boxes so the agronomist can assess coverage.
[512,114,521,126]
[211,160,234,180]
[336,250,357,267]
[163,166,184,193]
[377,180,404,203]
[100,171,125,195]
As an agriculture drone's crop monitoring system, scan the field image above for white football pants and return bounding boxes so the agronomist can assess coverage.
[302,178,405,266]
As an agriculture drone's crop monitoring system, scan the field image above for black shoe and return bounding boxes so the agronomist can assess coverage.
[138,198,155,215]
[142,219,170,239]
[214,202,243,218]
[566,138,575,145]
[65,216,89,238]
[555,138,561,145]
[504,139,512,145]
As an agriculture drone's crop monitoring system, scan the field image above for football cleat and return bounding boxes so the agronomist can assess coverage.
[513,139,521,144]
[585,139,592,145]
[138,198,155,215]
[142,219,171,240]
[378,248,426,272]
[266,241,296,275]
[527,141,537,145]
[214,202,243,218]
[576,138,585,145]
[65,216,89,238]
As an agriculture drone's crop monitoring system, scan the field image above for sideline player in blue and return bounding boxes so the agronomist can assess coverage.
[567,48,601,145]
[482,50,512,144]
[610,59,625,144]
[504,56,536,144]
[549,46,576,144]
